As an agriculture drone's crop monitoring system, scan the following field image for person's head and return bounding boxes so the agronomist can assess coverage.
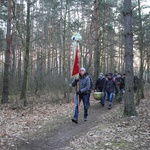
[117,73,121,78]
[105,74,108,78]
[108,73,113,79]
[79,67,86,76]
[99,72,103,78]
[114,71,117,74]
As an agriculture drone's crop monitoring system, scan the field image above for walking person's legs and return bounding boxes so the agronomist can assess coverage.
[118,88,123,103]
[101,91,107,107]
[72,94,80,123]
[82,94,89,121]
[108,92,113,109]
[87,91,91,108]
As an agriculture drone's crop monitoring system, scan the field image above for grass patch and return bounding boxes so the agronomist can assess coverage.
[111,139,133,149]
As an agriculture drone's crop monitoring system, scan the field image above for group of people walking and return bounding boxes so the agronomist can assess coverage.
[95,72,125,107]
[71,67,125,124]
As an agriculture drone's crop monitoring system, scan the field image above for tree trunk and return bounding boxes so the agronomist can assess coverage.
[20,0,31,106]
[123,0,137,116]
[137,0,145,101]
[147,55,150,83]
[1,0,12,104]
[93,0,100,82]
[62,0,68,98]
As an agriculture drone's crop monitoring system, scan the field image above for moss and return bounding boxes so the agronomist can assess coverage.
[111,140,132,149]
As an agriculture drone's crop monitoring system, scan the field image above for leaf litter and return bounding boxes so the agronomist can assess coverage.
[0,86,150,150]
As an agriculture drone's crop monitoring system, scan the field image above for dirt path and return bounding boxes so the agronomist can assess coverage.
[12,100,118,150]
[2,85,150,150]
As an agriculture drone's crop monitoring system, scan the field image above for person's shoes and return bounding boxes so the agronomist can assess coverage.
[119,101,122,104]
[108,105,112,109]
[118,97,122,102]
[101,103,104,107]
[84,118,87,122]
[72,118,78,123]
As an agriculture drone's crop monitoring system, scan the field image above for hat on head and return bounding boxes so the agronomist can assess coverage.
[80,67,86,73]
[100,72,103,75]
[105,74,108,77]
[108,73,113,76]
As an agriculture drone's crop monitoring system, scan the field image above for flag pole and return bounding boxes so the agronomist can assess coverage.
[72,41,80,112]
[76,41,81,113]
[71,32,82,113]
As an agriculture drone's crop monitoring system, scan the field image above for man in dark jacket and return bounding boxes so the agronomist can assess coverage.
[71,67,90,123]
[134,75,139,93]
[95,73,106,106]
[113,71,118,79]
[103,73,119,109]
[115,73,125,103]
[95,72,105,92]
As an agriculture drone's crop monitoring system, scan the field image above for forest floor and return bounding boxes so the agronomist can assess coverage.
[0,85,150,150]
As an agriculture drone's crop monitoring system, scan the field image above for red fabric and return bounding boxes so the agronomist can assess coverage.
[72,45,79,77]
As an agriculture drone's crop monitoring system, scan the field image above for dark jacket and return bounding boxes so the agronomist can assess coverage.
[115,77,125,89]
[103,77,119,93]
[95,77,105,91]
[72,74,90,94]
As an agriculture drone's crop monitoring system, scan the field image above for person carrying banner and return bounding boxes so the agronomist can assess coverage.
[71,67,90,123]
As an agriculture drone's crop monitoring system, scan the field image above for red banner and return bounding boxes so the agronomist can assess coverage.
[71,45,79,77]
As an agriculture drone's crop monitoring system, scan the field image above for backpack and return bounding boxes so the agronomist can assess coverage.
[88,75,93,89]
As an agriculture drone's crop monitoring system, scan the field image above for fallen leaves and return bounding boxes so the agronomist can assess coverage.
[0,86,150,150]
[0,101,74,149]
[63,91,150,150]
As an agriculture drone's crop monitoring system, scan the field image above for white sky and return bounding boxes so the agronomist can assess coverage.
[141,0,150,14]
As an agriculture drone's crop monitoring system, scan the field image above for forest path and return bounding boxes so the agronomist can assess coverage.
[13,99,119,150]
